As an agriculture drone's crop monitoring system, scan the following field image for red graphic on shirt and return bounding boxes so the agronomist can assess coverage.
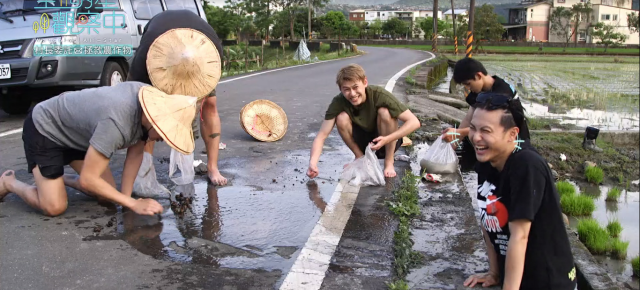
[486,195,508,228]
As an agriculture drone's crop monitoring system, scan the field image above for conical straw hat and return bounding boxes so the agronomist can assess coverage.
[146,28,221,99]
[239,100,288,142]
[139,86,198,154]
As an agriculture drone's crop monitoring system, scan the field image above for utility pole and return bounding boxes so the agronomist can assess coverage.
[451,0,457,55]
[466,0,475,57]
[432,0,438,52]
[308,0,312,40]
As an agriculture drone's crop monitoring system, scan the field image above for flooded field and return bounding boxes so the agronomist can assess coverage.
[434,57,640,131]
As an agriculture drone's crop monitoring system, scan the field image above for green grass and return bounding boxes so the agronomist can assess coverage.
[386,280,410,290]
[585,166,604,185]
[364,44,640,55]
[577,218,611,254]
[556,181,576,198]
[386,171,423,288]
[561,194,596,216]
[444,54,640,63]
[632,256,640,277]
[606,219,623,238]
[610,238,630,260]
[606,187,622,202]
[617,173,625,184]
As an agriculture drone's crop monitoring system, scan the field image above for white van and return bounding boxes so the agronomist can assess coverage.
[0,0,208,115]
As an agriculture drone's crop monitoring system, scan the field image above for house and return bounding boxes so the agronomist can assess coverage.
[349,9,366,22]
[503,1,552,41]
[443,9,468,21]
[417,10,444,19]
[550,0,639,44]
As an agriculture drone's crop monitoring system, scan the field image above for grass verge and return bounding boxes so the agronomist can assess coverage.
[561,194,596,216]
[385,171,423,289]
[605,187,622,202]
[577,218,610,254]
[632,256,640,277]
[606,219,623,238]
[364,44,640,56]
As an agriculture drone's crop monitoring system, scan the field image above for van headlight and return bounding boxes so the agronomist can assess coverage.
[25,36,78,57]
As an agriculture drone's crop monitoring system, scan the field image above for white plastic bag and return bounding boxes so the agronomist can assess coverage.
[419,136,459,174]
[169,148,195,185]
[340,145,386,187]
[133,152,171,199]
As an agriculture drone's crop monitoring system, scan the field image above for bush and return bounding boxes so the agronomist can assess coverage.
[585,166,604,184]
[606,219,623,238]
[610,238,629,260]
[556,181,576,198]
[577,218,610,254]
[632,256,639,277]
[605,187,621,202]
[561,194,596,216]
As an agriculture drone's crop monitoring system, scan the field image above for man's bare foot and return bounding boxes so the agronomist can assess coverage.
[0,170,15,200]
[384,166,397,178]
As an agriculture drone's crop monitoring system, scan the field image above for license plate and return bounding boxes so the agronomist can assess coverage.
[0,64,10,79]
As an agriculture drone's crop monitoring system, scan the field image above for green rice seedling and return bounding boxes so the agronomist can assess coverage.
[585,166,604,184]
[606,187,622,202]
[632,256,639,277]
[577,218,610,254]
[606,219,623,238]
[561,194,596,216]
[617,173,624,184]
[610,238,629,260]
[556,181,576,198]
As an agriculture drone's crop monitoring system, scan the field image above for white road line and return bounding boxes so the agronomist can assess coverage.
[384,51,436,92]
[0,54,363,139]
[279,51,436,290]
[0,128,22,138]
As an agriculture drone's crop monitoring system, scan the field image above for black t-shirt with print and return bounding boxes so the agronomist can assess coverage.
[474,141,577,290]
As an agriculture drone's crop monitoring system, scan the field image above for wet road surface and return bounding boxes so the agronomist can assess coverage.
[0,47,431,289]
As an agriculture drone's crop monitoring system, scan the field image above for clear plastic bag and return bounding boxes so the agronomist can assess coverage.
[340,144,386,187]
[133,152,171,199]
[419,136,459,174]
[169,148,195,185]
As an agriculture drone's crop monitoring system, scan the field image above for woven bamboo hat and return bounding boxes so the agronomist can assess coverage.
[139,86,198,154]
[146,28,221,99]
[239,100,288,142]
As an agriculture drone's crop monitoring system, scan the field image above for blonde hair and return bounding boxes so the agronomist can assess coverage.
[336,64,366,87]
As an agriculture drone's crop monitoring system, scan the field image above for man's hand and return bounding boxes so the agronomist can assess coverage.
[442,128,460,143]
[370,135,391,151]
[208,168,228,186]
[307,163,319,178]
[130,198,164,215]
[463,272,499,288]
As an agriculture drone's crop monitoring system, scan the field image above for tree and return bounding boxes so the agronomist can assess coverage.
[382,17,408,39]
[318,11,348,39]
[469,4,505,51]
[628,12,639,34]
[549,7,574,52]
[419,17,450,40]
[571,2,593,45]
[369,19,383,39]
[202,2,234,39]
[590,22,627,52]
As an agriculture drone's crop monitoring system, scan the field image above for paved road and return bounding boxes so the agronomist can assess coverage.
[0,47,430,290]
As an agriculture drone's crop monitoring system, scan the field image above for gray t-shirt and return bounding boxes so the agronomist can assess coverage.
[32,81,148,158]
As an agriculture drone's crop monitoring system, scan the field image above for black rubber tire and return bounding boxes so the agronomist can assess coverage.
[100,61,125,87]
[0,96,32,115]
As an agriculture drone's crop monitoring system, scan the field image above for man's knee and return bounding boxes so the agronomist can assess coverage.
[336,112,351,129]
[377,107,393,122]
[42,201,67,217]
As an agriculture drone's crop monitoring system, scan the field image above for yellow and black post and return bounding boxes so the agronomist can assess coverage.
[466,0,475,58]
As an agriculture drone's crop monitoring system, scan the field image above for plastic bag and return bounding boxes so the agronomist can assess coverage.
[419,136,459,174]
[340,145,386,187]
[169,148,195,185]
[133,152,171,199]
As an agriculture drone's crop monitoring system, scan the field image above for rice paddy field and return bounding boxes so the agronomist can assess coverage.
[438,55,640,131]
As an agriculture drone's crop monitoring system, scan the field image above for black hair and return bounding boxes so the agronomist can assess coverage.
[453,57,488,84]
[473,97,527,133]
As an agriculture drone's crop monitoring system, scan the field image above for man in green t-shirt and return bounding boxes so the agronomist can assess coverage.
[306,64,421,178]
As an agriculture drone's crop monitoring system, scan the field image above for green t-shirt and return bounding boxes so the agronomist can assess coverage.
[324,85,409,132]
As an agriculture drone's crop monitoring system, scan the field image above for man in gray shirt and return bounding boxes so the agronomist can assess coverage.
[0,82,198,217]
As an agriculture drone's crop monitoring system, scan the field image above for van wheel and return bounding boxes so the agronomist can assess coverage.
[101,61,125,87]
[0,96,32,115]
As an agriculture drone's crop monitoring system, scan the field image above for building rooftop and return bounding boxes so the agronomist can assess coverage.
[443,9,468,14]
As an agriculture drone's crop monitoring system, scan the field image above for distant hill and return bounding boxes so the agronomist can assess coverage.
[330,0,398,4]
[390,0,521,9]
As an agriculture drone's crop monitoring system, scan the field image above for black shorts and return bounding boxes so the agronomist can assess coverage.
[22,111,86,179]
[352,124,402,159]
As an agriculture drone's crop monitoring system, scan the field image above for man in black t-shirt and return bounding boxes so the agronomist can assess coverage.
[127,10,228,186]
[463,92,576,290]
[442,58,530,144]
